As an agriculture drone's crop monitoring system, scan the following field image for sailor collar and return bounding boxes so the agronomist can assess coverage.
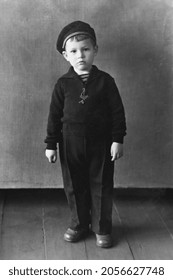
[61,65,100,82]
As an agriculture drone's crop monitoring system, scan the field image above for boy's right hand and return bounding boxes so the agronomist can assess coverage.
[45,149,57,163]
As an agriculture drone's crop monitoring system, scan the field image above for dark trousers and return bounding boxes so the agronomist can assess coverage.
[59,127,114,234]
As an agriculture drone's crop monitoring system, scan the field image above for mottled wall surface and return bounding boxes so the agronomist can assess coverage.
[0,0,172,188]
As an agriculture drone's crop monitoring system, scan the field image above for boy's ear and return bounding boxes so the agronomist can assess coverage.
[94,45,98,56]
[62,51,69,61]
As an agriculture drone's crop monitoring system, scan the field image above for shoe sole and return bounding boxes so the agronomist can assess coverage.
[64,231,89,242]
[96,242,112,248]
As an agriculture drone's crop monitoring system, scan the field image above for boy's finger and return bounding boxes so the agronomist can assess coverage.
[51,155,57,163]
[112,153,120,161]
[111,154,115,161]
[48,156,53,163]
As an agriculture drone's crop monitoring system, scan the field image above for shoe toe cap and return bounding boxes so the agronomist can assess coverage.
[96,234,112,248]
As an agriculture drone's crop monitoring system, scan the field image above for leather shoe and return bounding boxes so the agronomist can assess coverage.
[64,228,88,242]
[96,234,112,248]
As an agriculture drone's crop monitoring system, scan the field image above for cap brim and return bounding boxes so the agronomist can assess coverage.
[62,31,96,50]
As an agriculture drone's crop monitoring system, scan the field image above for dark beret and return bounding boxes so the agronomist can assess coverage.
[56,21,96,53]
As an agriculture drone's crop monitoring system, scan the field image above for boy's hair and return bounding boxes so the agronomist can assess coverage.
[66,34,96,48]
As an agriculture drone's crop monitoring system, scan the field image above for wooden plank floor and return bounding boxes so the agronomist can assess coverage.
[0,188,173,260]
[114,189,173,260]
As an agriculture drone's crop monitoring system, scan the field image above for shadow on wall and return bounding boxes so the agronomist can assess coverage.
[93,0,173,186]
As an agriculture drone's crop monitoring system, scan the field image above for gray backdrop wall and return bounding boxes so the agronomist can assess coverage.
[0,0,172,188]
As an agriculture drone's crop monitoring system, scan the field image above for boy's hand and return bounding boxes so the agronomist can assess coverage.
[110,142,123,161]
[45,149,57,163]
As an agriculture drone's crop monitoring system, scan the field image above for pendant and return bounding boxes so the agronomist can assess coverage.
[79,88,88,104]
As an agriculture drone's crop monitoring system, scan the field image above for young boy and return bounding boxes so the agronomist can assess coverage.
[45,21,126,248]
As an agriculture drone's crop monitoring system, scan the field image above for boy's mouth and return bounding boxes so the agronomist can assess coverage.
[77,61,85,64]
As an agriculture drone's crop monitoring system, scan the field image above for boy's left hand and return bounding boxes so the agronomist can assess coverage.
[110,142,123,161]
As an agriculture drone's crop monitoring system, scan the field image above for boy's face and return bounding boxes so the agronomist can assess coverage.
[62,38,98,74]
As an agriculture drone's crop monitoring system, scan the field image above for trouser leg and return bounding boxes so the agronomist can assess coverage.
[59,134,91,230]
[87,138,114,234]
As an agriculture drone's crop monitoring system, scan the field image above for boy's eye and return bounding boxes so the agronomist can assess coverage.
[71,50,76,53]
[84,48,89,51]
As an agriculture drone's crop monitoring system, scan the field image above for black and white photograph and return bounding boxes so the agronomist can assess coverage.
[0,0,173,266]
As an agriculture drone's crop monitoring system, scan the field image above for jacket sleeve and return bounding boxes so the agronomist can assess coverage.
[44,80,64,149]
[107,76,127,143]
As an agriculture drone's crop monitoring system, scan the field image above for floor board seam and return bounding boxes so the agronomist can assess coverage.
[0,191,7,259]
[159,216,173,241]
[113,200,135,260]
[84,239,89,260]
[0,192,6,235]
[151,203,173,241]
[42,205,48,260]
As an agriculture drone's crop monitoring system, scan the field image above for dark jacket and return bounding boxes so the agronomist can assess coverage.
[45,65,126,149]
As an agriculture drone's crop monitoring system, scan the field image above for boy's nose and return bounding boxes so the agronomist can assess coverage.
[77,50,84,58]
